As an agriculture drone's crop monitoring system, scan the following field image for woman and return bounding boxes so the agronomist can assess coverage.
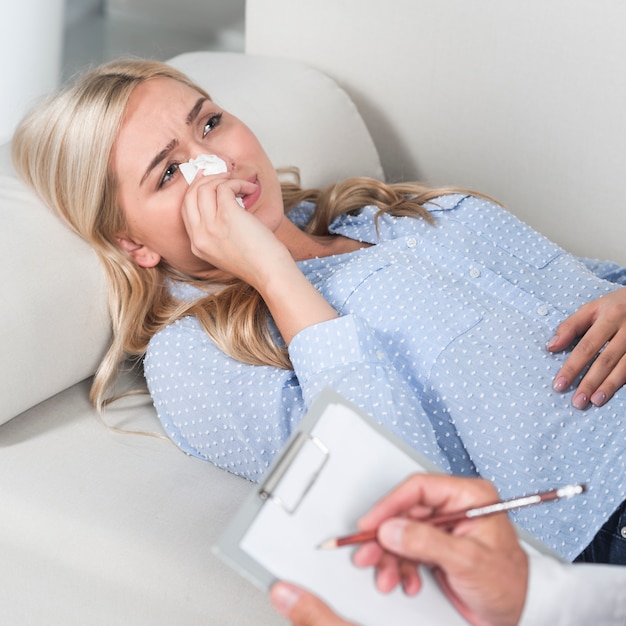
[11,59,626,563]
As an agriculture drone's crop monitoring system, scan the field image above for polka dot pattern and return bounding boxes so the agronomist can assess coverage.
[144,194,626,560]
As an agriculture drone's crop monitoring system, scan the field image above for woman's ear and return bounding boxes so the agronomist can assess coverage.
[115,234,161,268]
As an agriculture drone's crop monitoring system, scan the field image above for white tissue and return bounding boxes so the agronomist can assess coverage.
[179,153,245,207]
[179,153,228,184]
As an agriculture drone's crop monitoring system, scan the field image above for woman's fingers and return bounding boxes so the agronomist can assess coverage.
[549,288,626,408]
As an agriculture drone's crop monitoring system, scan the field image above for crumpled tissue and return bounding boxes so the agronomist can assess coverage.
[179,153,228,184]
[179,154,245,207]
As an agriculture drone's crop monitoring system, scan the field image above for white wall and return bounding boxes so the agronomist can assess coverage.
[106,0,245,41]
[0,0,65,144]
[64,0,245,80]
[247,0,626,264]
[65,0,103,24]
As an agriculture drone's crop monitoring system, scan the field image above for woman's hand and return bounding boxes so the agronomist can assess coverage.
[548,287,626,408]
[182,174,338,345]
[182,174,290,287]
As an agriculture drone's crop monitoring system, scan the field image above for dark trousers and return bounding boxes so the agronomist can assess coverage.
[574,498,626,565]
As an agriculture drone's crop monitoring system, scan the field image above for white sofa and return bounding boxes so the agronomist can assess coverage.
[4,1,626,623]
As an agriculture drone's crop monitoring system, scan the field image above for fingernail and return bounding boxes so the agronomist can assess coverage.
[547,335,559,350]
[553,376,568,392]
[270,583,301,617]
[591,391,607,406]
[379,518,409,550]
[572,393,588,410]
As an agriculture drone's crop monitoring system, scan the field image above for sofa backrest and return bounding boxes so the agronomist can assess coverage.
[0,142,110,423]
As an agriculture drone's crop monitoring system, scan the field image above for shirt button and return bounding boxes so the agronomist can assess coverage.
[537,305,549,316]
[406,237,417,248]
[469,267,481,279]
[621,526,626,539]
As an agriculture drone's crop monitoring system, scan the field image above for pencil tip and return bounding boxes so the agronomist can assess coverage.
[317,539,336,550]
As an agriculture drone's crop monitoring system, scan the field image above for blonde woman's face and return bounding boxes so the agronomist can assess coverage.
[111,77,284,277]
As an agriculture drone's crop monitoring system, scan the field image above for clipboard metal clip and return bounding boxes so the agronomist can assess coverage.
[258,432,329,514]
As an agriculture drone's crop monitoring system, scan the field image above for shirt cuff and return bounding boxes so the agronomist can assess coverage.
[288,314,381,384]
[520,554,626,626]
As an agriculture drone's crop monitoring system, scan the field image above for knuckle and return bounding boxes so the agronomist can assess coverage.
[594,350,619,370]
[474,478,499,501]
[574,335,601,358]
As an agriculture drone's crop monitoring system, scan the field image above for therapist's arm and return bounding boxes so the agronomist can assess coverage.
[271,556,626,626]
[520,555,626,626]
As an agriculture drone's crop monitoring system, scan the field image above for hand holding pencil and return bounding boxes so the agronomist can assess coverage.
[272,474,534,626]
[357,474,533,624]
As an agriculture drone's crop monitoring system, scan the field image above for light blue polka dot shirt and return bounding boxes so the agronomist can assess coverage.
[145,194,626,560]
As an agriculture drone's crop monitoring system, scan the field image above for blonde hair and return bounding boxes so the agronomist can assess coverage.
[11,58,475,415]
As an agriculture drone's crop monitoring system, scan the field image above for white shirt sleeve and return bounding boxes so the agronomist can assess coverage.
[519,554,626,625]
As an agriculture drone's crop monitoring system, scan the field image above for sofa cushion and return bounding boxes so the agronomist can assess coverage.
[0,143,110,425]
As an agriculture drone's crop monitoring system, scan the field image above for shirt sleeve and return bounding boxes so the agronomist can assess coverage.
[144,315,308,480]
[579,257,626,284]
[144,313,450,481]
[519,554,626,626]
[288,314,452,470]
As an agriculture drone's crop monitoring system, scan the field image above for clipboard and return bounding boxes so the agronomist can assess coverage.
[213,388,559,625]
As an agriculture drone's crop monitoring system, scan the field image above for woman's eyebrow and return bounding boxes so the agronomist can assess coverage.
[187,97,208,125]
[139,97,208,186]
[140,139,178,186]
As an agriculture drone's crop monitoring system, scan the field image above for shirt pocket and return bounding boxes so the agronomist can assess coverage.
[443,198,564,270]
[328,251,483,380]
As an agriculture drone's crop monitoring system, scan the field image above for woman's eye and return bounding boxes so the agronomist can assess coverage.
[159,163,179,188]
[202,112,223,137]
